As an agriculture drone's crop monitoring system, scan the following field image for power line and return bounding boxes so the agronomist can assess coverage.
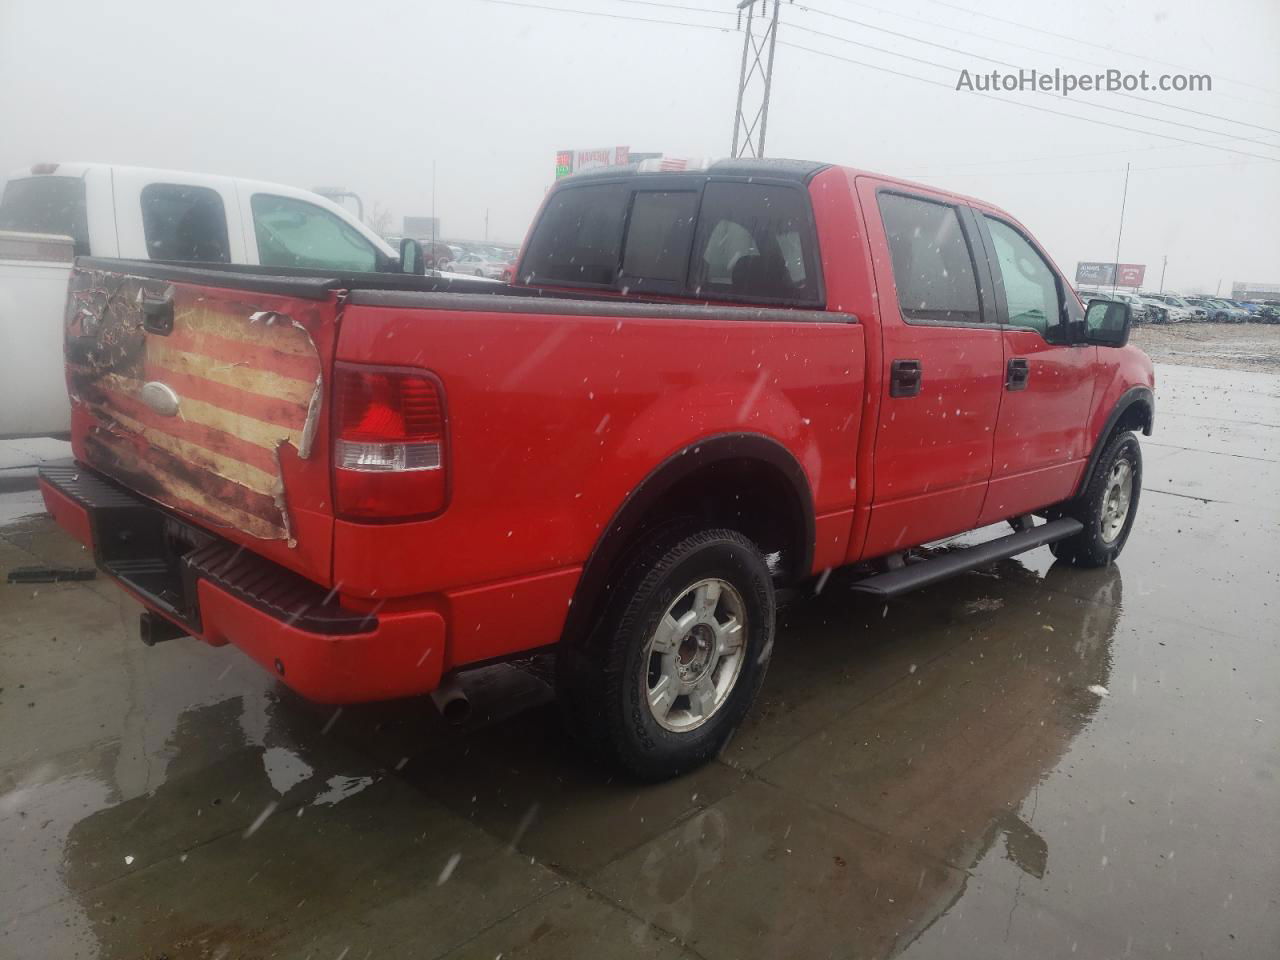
[787,18,1280,151]
[776,39,1280,164]
[475,0,732,31]
[798,3,1280,138]
[916,0,1280,98]
[907,158,1275,178]
[607,0,733,15]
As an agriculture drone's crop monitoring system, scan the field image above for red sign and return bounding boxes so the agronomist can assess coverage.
[1117,264,1145,287]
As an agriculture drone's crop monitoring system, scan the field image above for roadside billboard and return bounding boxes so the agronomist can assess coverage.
[1075,262,1146,288]
[555,146,630,178]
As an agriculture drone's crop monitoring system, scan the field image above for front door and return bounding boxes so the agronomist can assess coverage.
[975,213,1096,525]
[857,182,1006,558]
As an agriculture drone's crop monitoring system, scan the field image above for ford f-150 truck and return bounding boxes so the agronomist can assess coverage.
[37,158,1153,779]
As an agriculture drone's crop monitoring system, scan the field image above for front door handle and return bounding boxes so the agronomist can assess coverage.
[1006,357,1030,391]
[890,358,922,398]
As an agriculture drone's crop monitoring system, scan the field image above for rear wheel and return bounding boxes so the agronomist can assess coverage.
[1051,431,1142,567]
[557,527,775,780]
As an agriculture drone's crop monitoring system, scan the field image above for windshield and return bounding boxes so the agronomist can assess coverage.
[2,4,1278,960]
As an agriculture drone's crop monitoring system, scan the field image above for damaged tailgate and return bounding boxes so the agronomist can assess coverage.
[63,260,341,585]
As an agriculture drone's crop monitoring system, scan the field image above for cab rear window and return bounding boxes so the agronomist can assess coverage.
[520,179,822,305]
[0,176,89,255]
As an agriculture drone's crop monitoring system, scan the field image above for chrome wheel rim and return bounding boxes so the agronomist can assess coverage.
[642,578,747,733]
[1100,458,1134,544]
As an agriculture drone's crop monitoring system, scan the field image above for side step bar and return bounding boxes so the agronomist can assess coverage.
[850,517,1083,600]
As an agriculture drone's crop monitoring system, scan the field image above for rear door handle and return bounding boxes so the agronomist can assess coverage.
[1006,357,1030,391]
[142,292,174,336]
[890,359,922,398]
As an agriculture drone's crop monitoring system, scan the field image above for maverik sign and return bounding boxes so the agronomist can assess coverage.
[555,146,630,179]
[1076,262,1146,287]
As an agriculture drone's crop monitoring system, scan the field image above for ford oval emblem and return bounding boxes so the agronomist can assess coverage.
[139,381,181,417]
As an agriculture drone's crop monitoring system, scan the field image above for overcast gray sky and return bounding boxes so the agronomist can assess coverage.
[2,0,1277,294]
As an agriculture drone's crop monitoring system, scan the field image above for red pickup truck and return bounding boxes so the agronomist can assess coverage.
[39,159,1153,779]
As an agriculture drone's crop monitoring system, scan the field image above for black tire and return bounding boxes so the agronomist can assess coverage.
[1051,431,1142,567]
[556,527,775,781]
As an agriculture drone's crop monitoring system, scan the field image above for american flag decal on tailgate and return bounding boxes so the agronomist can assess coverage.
[65,270,323,544]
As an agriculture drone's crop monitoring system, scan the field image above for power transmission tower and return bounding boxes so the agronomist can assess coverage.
[731,0,783,159]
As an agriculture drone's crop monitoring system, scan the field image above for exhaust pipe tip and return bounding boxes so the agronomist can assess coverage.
[429,677,471,725]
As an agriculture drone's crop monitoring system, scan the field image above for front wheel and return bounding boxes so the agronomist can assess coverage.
[557,528,775,780]
[1051,431,1142,567]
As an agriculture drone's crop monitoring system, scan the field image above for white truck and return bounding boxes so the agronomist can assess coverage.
[0,162,426,437]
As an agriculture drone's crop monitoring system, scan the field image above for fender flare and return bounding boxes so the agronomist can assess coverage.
[1076,386,1154,497]
[560,433,815,647]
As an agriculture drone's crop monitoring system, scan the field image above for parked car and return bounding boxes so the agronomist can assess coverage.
[1213,298,1250,321]
[1255,303,1280,323]
[1226,299,1263,318]
[417,240,455,272]
[1102,290,1162,324]
[0,162,422,437]
[1185,297,1238,321]
[40,158,1153,779]
[452,250,507,278]
[1136,295,1176,323]
[1145,293,1205,321]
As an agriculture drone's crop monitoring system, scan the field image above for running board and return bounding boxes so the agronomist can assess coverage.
[850,517,1084,600]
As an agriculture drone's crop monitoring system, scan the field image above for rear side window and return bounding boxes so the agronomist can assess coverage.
[878,193,982,324]
[690,182,819,303]
[521,183,629,286]
[522,179,821,304]
[141,183,230,263]
[0,176,89,254]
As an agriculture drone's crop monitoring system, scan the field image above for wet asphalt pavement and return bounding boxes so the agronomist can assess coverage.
[1,360,1277,960]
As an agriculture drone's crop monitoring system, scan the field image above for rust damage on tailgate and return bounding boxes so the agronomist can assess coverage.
[65,269,324,544]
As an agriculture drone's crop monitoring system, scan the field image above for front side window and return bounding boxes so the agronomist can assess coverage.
[251,194,378,272]
[877,193,982,324]
[0,176,89,254]
[141,183,230,263]
[984,216,1063,338]
[690,182,819,303]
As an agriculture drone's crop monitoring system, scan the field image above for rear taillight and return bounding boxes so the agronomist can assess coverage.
[333,363,448,520]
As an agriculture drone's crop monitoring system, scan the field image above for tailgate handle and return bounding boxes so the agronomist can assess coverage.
[142,293,174,335]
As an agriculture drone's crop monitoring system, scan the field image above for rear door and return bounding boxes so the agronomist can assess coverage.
[973,212,1095,525]
[64,263,339,584]
[856,179,1005,557]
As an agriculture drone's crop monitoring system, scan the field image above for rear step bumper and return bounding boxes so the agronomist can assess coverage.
[850,517,1084,599]
[38,462,446,704]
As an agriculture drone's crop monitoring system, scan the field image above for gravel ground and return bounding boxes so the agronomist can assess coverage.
[1132,320,1280,371]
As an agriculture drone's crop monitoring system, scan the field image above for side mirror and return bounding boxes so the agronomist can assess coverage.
[399,237,425,275]
[1085,299,1131,347]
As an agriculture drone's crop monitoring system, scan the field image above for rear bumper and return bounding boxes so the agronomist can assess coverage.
[38,462,445,704]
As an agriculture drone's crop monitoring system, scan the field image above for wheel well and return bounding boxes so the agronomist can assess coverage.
[560,437,814,650]
[642,457,809,581]
[1113,398,1153,437]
